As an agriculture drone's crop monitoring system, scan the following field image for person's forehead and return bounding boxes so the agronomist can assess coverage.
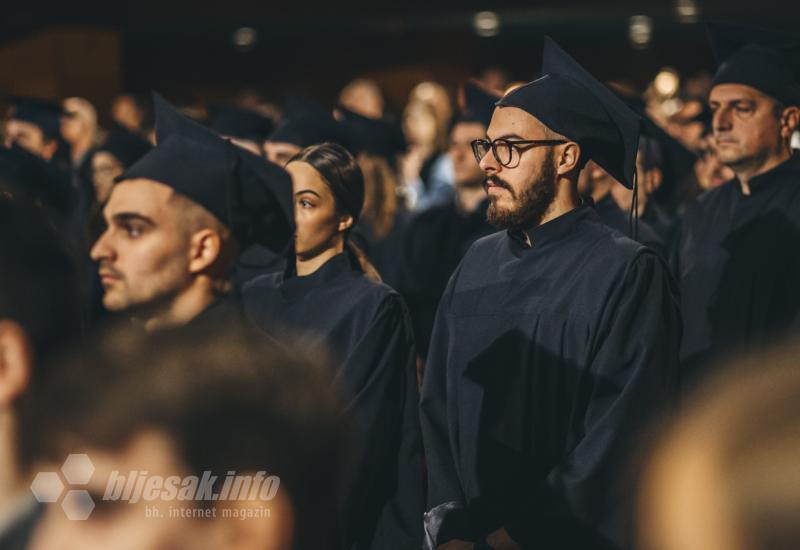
[451,121,486,139]
[287,161,327,191]
[709,83,767,103]
[105,179,175,217]
[487,106,546,138]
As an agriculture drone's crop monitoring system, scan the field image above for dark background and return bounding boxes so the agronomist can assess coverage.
[1,0,798,117]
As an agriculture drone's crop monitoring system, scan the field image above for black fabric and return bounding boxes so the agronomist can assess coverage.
[708,22,800,106]
[242,253,423,550]
[98,124,152,168]
[7,96,67,140]
[454,81,501,128]
[675,153,800,384]
[352,210,410,290]
[496,37,640,188]
[399,199,494,357]
[207,105,274,143]
[336,107,406,161]
[593,194,667,259]
[420,204,681,549]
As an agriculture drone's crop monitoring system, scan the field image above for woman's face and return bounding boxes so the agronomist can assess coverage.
[403,101,438,146]
[287,161,350,259]
[92,151,124,203]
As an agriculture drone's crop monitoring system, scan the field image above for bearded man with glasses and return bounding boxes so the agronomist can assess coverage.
[420,38,681,550]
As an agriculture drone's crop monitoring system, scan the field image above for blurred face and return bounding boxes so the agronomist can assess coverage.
[90,180,193,313]
[479,106,558,229]
[4,119,56,160]
[694,137,735,190]
[30,431,224,550]
[339,81,384,119]
[609,152,656,213]
[666,99,706,152]
[403,102,438,146]
[287,161,351,260]
[263,141,302,167]
[111,96,145,133]
[637,432,745,550]
[710,84,786,171]
[449,122,486,188]
[91,152,124,204]
[577,160,615,198]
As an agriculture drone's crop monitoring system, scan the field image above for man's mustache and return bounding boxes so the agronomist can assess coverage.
[97,262,124,279]
[485,176,514,195]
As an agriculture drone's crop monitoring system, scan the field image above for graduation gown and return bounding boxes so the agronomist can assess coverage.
[400,198,494,357]
[242,253,423,550]
[419,203,680,549]
[593,194,666,259]
[675,153,800,381]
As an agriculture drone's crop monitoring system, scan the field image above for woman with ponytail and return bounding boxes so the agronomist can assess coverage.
[242,142,423,550]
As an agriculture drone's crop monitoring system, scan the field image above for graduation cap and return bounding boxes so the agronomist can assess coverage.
[118,93,294,252]
[335,107,406,160]
[496,36,641,189]
[207,105,274,144]
[267,96,344,148]
[454,80,502,128]
[708,22,800,106]
[6,97,70,140]
[0,144,74,214]
[98,125,153,169]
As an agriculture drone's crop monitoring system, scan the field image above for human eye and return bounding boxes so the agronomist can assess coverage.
[122,222,145,238]
[298,198,315,209]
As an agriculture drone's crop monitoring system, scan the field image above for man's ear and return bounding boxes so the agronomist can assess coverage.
[780,106,800,140]
[557,142,582,176]
[0,320,33,408]
[338,214,354,233]
[188,229,223,274]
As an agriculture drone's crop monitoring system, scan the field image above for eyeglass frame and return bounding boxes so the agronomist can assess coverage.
[470,138,568,167]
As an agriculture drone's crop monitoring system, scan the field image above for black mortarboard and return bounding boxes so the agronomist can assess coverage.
[118,94,294,252]
[98,125,153,168]
[336,107,406,160]
[0,144,74,214]
[709,22,800,106]
[455,80,502,128]
[207,105,274,144]
[496,36,641,189]
[7,97,69,140]
[267,96,343,147]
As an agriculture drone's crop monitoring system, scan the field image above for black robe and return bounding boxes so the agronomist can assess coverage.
[241,253,423,550]
[593,194,666,259]
[675,153,800,382]
[420,203,680,549]
[400,198,494,357]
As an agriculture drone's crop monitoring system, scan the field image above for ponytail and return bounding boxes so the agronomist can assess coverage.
[346,239,382,282]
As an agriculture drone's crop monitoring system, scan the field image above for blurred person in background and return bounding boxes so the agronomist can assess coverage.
[0,194,80,550]
[692,135,735,192]
[207,104,274,156]
[400,99,452,210]
[28,323,348,550]
[263,98,342,167]
[91,126,153,211]
[111,93,150,136]
[637,339,800,550]
[61,97,100,239]
[243,143,423,550]
[90,95,292,331]
[4,97,67,162]
[339,78,385,120]
[400,82,497,361]
[675,23,800,384]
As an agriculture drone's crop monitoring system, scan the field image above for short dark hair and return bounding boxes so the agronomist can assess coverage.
[30,323,350,550]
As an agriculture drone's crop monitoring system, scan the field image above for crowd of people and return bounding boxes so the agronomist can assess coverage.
[0,20,799,550]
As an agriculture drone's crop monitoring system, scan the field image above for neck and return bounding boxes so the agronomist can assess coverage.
[455,183,486,214]
[142,281,218,332]
[0,413,27,527]
[296,242,345,277]
[70,135,93,164]
[734,146,792,195]
[539,178,580,227]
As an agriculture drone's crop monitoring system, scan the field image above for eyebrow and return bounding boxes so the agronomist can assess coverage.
[486,133,526,141]
[110,212,156,226]
[295,189,322,198]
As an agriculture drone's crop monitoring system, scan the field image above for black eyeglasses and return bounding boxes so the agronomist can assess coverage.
[471,138,568,167]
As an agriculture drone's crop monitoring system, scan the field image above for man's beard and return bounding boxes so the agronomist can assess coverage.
[486,159,557,230]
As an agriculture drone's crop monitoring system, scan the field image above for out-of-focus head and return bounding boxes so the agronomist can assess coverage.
[402,100,440,148]
[409,81,453,131]
[665,98,708,152]
[287,143,363,260]
[60,97,98,146]
[92,126,153,204]
[4,97,66,161]
[450,81,501,188]
[111,94,148,133]
[637,340,800,550]
[28,323,348,550]
[694,135,736,190]
[338,78,385,119]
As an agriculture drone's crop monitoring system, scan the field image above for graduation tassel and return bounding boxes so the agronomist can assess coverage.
[629,166,639,242]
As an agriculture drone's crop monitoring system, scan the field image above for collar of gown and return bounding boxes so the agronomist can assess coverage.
[280,252,352,298]
[507,200,596,250]
[736,151,800,197]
